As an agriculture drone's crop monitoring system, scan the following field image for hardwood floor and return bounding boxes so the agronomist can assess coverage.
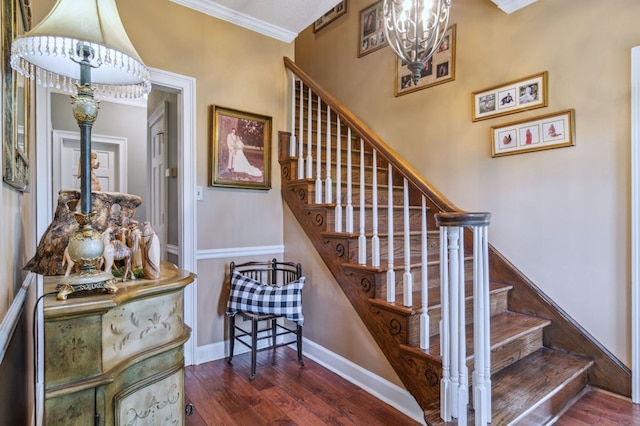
[185,347,640,425]
[185,347,421,425]
[556,388,640,426]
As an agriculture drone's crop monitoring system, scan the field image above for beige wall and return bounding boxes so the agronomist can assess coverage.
[294,0,640,368]
[116,1,294,348]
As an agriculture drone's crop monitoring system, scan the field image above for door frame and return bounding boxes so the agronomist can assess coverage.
[34,67,197,421]
[51,129,128,197]
[147,102,169,262]
[631,45,640,403]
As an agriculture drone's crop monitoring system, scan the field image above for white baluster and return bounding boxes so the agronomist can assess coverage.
[315,95,323,203]
[335,117,343,232]
[372,150,380,268]
[387,163,395,303]
[482,226,492,424]
[403,179,413,307]
[456,227,468,426]
[448,226,461,419]
[290,77,297,157]
[440,226,451,421]
[325,106,333,204]
[297,82,304,179]
[358,139,367,265]
[473,225,492,426]
[346,128,354,234]
[420,195,429,350]
[306,87,312,179]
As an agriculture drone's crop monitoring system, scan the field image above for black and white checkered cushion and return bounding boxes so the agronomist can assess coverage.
[226,270,305,326]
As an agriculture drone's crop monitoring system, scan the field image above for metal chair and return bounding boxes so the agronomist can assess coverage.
[226,258,304,380]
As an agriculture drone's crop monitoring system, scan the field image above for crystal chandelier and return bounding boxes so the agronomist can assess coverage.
[383,0,451,85]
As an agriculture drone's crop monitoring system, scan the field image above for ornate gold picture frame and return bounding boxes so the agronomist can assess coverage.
[395,25,456,96]
[2,0,31,191]
[358,0,388,57]
[473,71,548,122]
[209,105,272,190]
[491,109,575,158]
[314,1,347,33]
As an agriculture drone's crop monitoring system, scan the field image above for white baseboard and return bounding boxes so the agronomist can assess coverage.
[194,337,425,425]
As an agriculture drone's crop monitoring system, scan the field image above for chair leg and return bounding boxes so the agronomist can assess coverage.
[228,315,235,364]
[250,318,258,380]
[296,325,304,365]
[271,319,277,350]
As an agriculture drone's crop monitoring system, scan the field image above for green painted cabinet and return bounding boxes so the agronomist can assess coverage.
[43,263,195,425]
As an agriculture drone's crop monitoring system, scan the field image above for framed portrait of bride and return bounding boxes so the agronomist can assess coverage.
[209,105,272,190]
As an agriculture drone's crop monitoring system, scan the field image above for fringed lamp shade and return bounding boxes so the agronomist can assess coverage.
[383,0,451,85]
[10,0,151,299]
[10,0,151,99]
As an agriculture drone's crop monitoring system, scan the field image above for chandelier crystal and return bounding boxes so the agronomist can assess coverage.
[383,0,451,85]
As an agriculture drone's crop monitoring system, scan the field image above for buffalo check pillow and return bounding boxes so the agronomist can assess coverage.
[226,270,305,326]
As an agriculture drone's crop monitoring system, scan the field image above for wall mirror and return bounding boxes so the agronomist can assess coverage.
[2,0,31,191]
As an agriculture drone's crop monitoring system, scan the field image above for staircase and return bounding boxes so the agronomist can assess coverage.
[280,57,630,425]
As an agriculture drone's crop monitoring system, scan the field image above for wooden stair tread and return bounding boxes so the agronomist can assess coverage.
[490,347,593,425]
[423,347,593,425]
[426,311,551,357]
[368,281,512,313]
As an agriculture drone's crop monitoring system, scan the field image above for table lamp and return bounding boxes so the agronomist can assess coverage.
[10,0,151,299]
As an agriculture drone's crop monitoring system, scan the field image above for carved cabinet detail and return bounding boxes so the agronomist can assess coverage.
[43,263,194,425]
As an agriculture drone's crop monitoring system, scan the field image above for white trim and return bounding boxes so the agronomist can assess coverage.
[169,0,297,43]
[490,0,538,14]
[194,338,425,425]
[631,45,640,404]
[148,67,198,367]
[166,243,180,256]
[197,245,285,260]
[51,129,128,195]
[0,274,35,365]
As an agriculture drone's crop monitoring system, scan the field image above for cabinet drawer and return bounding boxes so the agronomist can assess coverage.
[103,290,184,371]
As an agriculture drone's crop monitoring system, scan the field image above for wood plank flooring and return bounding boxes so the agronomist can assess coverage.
[185,347,640,425]
[556,388,640,426]
[185,347,421,425]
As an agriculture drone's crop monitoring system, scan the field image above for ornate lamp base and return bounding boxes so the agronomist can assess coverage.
[56,270,118,301]
[56,211,118,301]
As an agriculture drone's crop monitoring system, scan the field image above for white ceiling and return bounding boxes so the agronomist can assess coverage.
[169,0,538,43]
[169,0,343,43]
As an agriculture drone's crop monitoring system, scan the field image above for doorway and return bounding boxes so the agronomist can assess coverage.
[34,68,198,366]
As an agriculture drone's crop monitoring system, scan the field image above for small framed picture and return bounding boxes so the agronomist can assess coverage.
[358,0,388,57]
[314,1,347,33]
[395,25,456,96]
[473,72,548,122]
[209,106,272,190]
[491,109,575,157]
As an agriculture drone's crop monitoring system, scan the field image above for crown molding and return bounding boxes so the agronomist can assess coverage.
[170,0,297,43]
[491,0,538,14]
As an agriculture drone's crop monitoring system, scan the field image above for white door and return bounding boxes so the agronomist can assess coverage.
[52,130,128,202]
[148,103,168,261]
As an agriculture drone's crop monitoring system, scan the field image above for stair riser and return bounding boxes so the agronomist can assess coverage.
[325,206,424,232]
[375,257,471,296]
[412,288,509,342]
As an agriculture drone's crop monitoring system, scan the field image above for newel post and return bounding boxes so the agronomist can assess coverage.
[435,211,492,426]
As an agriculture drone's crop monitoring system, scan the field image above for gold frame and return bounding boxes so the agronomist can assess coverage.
[394,25,456,97]
[358,0,388,57]
[2,0,31,191]
[313,0,347,33]
[473,71,548,122]
[491,109,575,158]
[209,105,272,190]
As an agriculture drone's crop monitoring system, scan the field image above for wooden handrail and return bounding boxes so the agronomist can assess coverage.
[284,56,462,214]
